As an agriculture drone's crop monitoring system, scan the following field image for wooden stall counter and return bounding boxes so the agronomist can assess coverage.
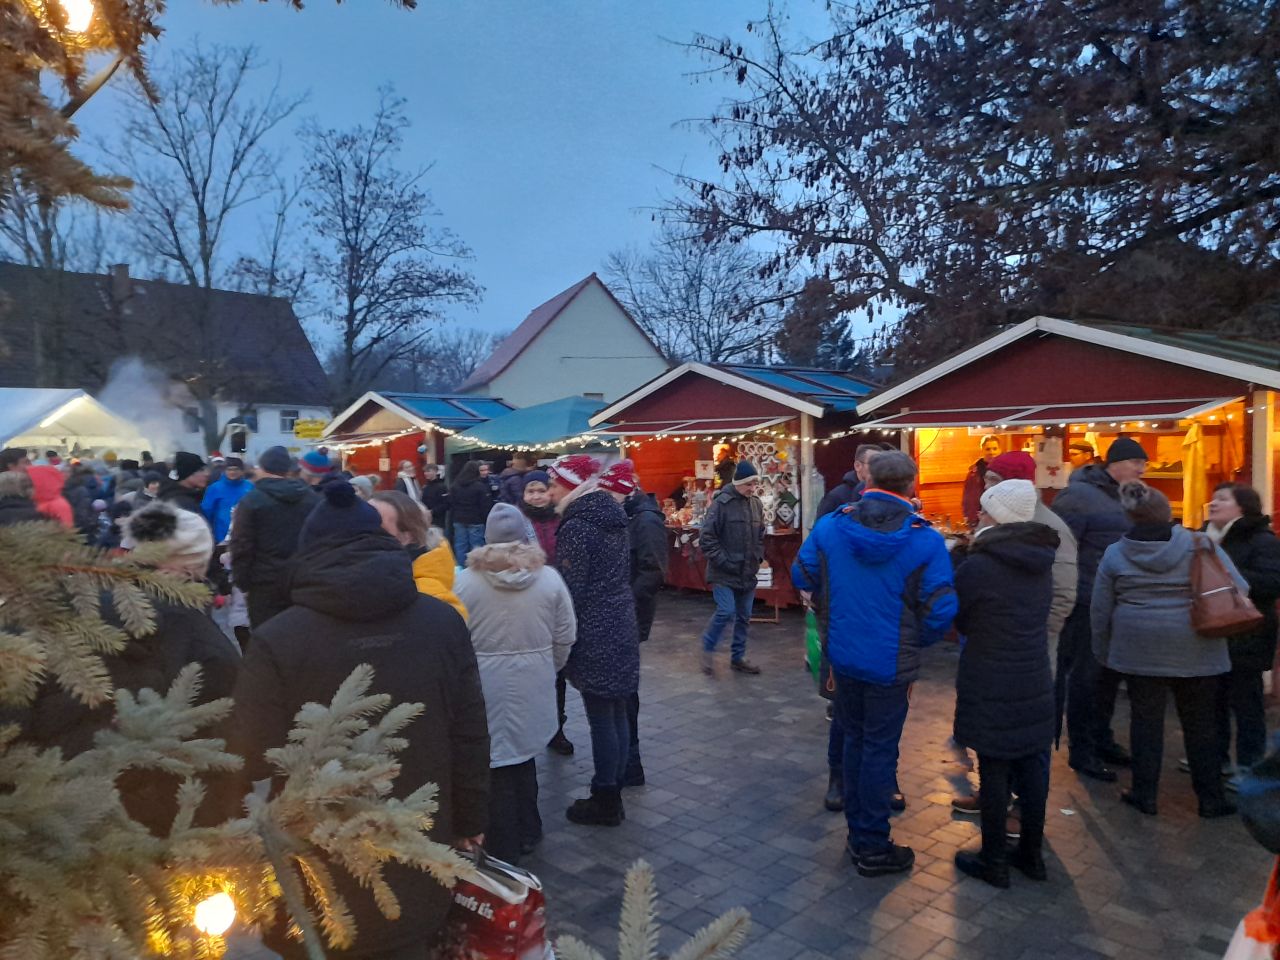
[664,525,802,618]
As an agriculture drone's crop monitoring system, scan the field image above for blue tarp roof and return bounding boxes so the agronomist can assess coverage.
[717,364,876,412]
[453,396,609,447]
[380,392,515,428]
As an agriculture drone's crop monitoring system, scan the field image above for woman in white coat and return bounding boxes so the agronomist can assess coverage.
[454,502,577,862]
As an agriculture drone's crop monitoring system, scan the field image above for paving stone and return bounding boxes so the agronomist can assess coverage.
[225,591,1272,960]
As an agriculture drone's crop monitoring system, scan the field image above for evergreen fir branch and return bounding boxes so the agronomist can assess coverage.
[554,938,609,960]
[666,910,751,960]
[294,854,356,949]
[0,632,45,704]
[616,861,659,960]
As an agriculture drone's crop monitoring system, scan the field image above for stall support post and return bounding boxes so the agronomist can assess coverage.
[799,413,816,535]
[1251,388,1275,513]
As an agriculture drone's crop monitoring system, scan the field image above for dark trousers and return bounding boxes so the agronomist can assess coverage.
[626,691,642,772]
[555,670,568,729]
[1217,666,1267,770]
[247,582,291,628]
[581,692,631,790]
[834,673,910,853]
[978,752,1049,861]
[828,711,901,794]
[486,759,540,864]
[1126,673,1226,806]
[1058,604,1120,765]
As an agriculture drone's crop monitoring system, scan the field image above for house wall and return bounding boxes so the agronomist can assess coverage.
[174,401,332,463]
[479,281,669,407]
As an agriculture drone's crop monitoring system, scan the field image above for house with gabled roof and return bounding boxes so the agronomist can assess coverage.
[458,273,669,407]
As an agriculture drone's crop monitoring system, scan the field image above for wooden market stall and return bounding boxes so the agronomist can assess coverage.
[855,317,1280,530]
[588,362,876,610]
[321,392,515,488]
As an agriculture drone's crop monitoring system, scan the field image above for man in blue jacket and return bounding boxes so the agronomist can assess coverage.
[201,456,251,542]
[793,451,957,877]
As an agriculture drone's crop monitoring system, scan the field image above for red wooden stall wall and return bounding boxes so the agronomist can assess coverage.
[627,436,716,504]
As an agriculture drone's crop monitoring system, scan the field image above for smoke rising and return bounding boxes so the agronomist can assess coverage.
[97,358,187,459]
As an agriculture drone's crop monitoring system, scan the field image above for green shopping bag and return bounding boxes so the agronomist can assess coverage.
[805,607,821,682]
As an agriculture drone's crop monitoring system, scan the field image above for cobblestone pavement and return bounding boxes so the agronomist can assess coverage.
[230,590,1271,960]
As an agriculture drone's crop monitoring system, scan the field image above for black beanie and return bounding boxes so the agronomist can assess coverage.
[298,480,385,548]
[172,451,205,481]
[258,446,293,476]
[1106,436,1148,464]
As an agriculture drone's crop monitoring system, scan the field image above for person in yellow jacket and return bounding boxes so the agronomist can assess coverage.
[370,491,467,621]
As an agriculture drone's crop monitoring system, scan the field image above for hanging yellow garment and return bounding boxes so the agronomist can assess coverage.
[1182,423,1207,529]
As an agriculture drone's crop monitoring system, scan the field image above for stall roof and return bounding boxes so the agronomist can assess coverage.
[0,388,150,452]
[591,362,876,427]
[860,397,1240,430]
[859,316,1280,417]
[324,391,515,438]
[594,415,793,436]
[452,396,608,447]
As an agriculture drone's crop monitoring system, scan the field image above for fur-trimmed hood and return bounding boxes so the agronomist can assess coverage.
[465,542,547,589]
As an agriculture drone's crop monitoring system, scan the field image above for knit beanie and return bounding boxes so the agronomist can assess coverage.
[548,454,600,491]
[1106,436,1148,465]
[733,460,759,484]
[171,451,205,482]
[258,446,293,476]
[298,480,385,548]
[522,469,550,489]
[985,451,1036,482]
[980,479,1037,524]
[299,450,332,477]
[598,459,638,496]
[1119,481,1171,525]
[486,502,535,545]
[122,502,214,578]
[224,456,244,470]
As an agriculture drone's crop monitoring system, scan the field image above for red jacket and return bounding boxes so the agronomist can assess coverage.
[28,466,73,528]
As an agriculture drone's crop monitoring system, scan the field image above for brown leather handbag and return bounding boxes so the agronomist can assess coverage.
[1191,533,1265,638]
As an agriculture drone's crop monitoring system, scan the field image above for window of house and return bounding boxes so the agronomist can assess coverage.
[182,407,201,434]
[279,409,300,434]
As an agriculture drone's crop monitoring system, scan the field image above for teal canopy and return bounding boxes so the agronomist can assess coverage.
[451,395,609,448]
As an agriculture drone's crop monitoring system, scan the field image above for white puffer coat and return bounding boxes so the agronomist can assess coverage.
[455,542,577,767]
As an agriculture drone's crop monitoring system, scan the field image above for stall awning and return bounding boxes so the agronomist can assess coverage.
[595,415,792,436]
[860,397,1240,430]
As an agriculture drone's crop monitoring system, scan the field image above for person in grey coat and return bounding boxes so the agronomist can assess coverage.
[454,504,576,863]
[698,460,766,675]
[1091,482,1241,819]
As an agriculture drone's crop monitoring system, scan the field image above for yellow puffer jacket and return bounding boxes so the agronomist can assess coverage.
[412,533,468,622]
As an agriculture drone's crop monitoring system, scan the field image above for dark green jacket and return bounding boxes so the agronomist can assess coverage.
[700,484,765,590]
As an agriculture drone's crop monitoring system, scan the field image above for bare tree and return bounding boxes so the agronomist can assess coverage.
[371,326,505,393]
[604,228,781,363]
[106,42,304,452]
[305,89,482,409]
[229,173,310,306]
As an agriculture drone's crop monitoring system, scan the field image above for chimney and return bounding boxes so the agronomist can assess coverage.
[110,263,131,304]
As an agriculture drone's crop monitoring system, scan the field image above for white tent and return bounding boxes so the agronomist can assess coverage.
[0,388,150,457]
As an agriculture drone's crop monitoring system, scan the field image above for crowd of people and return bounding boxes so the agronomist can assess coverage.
[1,431,1276,953]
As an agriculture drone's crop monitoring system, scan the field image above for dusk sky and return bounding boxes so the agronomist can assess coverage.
[75,1,829,337]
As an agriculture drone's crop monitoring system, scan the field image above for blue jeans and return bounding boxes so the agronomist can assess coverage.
[834,673,911,853]
[452,523,486,565]
[581,692,630,790]
[701,585,754,661]
[829,708,902,797]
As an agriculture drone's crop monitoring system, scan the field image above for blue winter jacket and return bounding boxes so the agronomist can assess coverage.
[793,490,958,686]
[202,476,251,542]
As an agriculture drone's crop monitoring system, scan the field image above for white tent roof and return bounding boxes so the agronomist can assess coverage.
[0,388,150,455]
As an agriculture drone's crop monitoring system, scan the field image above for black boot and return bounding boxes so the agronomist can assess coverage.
[566,787,623,827]
[824,770,844,812]
[955,848,1010,889]
[1009,842,1047,881]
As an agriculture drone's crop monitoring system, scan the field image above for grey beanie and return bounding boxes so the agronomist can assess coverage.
[259,445,294,476]
[485,502,535,545]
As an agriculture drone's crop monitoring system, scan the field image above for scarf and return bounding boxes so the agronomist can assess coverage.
[520,500,557,522]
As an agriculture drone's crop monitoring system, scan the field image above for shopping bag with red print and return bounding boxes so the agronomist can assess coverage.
[1224,858,1280,959]
[435,850,551,960]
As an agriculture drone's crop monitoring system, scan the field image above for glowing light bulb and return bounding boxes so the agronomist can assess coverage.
[193,892,236,936]
[58,0,94,31]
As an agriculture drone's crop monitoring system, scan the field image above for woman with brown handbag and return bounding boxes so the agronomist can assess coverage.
[1091,482,1245,819]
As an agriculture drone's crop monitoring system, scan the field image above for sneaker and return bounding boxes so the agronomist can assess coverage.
[952,795,981,816]
[853,843,915,878]
[701,650,715,677]
[730,658,761,675]
[548,730,574,756]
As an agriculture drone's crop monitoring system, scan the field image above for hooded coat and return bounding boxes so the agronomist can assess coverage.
[953,522,1059,758]
[1091,523,1239,678]
[421,476,449,524]
[455,542,577,766]
[228,476,319,590]
[816,470,862,518]
[1212,515,1280,672]
[201,474,251,542]
[229,531,489,958]
[793,490,958,686]
[28,465,73,528]
[449,478,493,526]
[1051,463,1129,604]
[700,483,765,590]
[556,489,640,698]
[626,491,668,642]
[411,528,467,621]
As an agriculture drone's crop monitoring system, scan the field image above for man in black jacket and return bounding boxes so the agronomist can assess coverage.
[155,451,209,517]
[817,443,891,518]
[227,480,490,959]
[699,460,765,675]
[229,446,319,628]
[420,462,449,529]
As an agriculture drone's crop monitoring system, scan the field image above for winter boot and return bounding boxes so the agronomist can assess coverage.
[566,787,623,827]
[1009,841,1047,881]
[824,770,844,812]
